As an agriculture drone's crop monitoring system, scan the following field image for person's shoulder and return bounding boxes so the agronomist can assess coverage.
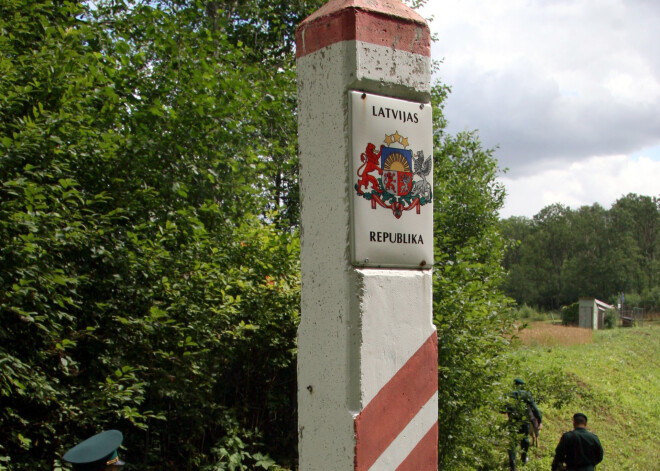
[520,390,534,403]
[576,428,601,441]
[585,429,601,440]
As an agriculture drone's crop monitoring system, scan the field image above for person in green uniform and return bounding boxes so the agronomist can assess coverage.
[506,378,542,470]
[551,413,603,471]
[63,429,125,470]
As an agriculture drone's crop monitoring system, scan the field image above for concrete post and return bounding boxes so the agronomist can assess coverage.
[296,1,437,470]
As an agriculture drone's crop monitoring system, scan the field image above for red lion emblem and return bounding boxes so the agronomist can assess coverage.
[356,143,384,195]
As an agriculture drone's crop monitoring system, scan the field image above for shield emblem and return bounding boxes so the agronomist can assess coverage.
[380,147,413,196]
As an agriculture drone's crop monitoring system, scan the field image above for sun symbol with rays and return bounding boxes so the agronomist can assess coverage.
[383,152,411,172]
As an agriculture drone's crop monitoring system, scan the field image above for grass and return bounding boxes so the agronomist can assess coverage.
[507,323,660,471]
[286,317,656,470]
[516,322,594,347]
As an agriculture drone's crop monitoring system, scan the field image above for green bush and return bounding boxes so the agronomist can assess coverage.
[516,367,582,409]
[516,304,552,322]
[0,1,306,468]
[611,289,660,314]
[604,308,617,329]
[517,304,537,319]
[641,286,660,312]
[561,302,579,326]
[622,292,642,309]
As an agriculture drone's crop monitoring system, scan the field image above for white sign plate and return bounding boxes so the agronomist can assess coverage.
[349,91,433,268]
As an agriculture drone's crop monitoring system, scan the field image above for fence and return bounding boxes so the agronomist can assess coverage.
[620,307,645,327]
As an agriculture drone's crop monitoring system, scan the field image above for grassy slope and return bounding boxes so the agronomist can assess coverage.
[509,324,660,471]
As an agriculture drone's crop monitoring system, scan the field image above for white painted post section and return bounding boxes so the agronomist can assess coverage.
[296,1,437,470]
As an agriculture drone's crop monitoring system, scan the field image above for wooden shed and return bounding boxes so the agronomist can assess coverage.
[578,298,614,330]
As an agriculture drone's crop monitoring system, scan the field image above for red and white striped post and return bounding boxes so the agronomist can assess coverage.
[296,1,437,470]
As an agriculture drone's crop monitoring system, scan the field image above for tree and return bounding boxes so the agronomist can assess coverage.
[528,204,574,309]
[500,216,537,305]
[1,1,128,466]
[501,195,660,312]
[560,204,629,303]
[610,194,660,294]
[431,85,516,470]
[1,1,305,469]
[501,204,574,309]
[2,1,519,469]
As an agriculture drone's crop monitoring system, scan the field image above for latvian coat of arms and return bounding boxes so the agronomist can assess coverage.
[355,131,432,219]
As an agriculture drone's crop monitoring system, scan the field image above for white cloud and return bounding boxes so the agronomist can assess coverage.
[420,0,660,216]
[499,152,660,218]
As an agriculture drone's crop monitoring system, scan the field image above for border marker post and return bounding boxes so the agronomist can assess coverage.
[296,1,437,470]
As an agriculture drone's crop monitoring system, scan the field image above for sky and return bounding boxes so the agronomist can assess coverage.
[419,0,660,218]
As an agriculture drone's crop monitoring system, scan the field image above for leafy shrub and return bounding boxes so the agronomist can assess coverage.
[561,302,579,326]
[622,292,642,309]
[611,289,660,315]
[204,417,277,471]
[433,85,516,471]
[517,304,537,319]
[518,367,583,408]
[604,308,617,329]
[641,287,660,312]
[0,2,305,468]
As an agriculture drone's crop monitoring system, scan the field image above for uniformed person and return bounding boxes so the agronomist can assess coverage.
[506,378,542,470]
[551,413,603,471]
[63,429,125,470]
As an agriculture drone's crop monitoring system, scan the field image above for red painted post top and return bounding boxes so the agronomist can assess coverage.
[296,0,431,59]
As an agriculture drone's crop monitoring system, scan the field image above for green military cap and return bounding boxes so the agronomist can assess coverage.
[514,378,525,385]
[63,430,125,470]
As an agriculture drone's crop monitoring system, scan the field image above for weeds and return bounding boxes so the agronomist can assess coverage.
[517,323,593,347]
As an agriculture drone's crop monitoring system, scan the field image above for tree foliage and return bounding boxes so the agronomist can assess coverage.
[431,85,516,470]
[501,194,660,311]
[1,0,311,469]
[2,0,514,470]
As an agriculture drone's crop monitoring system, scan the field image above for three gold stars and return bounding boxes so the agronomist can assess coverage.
[384,131,408,148]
